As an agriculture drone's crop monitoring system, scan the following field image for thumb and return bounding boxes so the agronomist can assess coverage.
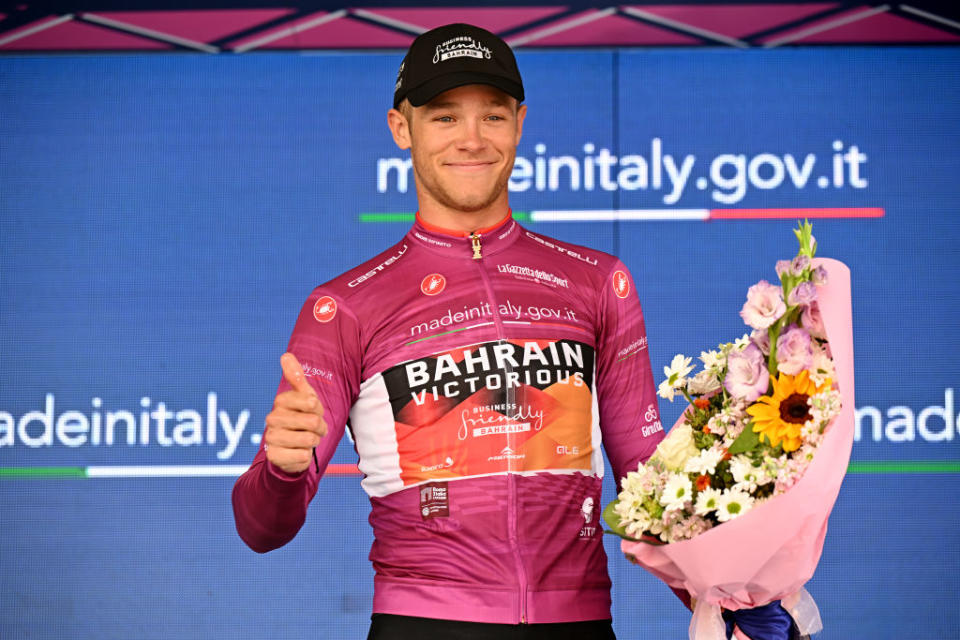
[280,352,316,396]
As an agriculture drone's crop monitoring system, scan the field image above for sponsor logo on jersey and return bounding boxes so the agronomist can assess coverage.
[613,270,630,298]
[419,482,449,519]
[497,263,569,288]
[581,497,595,523]
[313,296,337,323]
[347,244,407,288]
[421,273,447,296]
[641,403,664,436]
[579,496,598,538]
[381,339,597,486]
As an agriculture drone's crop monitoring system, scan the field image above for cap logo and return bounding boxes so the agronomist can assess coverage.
[433,36,492,64]
[395,61,404,91]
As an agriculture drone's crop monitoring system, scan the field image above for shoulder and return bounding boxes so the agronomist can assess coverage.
[314,238,414,301]
[518,227,623,277]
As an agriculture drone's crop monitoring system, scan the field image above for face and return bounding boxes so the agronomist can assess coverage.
[388,84,526,217]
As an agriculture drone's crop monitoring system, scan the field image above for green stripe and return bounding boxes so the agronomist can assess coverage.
[847,461,960,474]
[359,211,531,223]
[359,212,414,223]
[0,466,87,478]
[405,324,478,346]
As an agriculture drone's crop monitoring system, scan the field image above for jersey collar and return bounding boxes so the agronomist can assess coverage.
[408,211,521,258]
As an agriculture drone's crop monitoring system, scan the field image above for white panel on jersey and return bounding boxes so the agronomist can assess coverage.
[350,373,405,498]
[590,363,605,479]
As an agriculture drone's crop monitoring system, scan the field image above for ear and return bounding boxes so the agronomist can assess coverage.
[387,108,411,150]
[514,104,527,146]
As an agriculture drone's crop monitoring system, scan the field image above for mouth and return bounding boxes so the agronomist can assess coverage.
[443,160,497,171]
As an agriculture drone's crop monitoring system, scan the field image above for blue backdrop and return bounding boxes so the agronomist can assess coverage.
[1,47,958,638]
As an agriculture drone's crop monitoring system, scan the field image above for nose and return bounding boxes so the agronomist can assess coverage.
[455,118,486,153]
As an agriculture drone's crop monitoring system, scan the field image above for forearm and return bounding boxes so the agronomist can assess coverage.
[231,455,314,553]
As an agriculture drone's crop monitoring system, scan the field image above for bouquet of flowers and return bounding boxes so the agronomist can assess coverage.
[604,221,855,639]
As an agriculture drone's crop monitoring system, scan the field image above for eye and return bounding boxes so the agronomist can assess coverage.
[434,115,454,123]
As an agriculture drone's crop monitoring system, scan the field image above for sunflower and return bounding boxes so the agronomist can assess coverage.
[746,370,830,452]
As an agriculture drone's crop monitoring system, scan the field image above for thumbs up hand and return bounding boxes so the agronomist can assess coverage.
[263,352,328,475]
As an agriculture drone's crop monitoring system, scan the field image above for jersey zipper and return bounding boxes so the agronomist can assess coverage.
[469,230,528,623]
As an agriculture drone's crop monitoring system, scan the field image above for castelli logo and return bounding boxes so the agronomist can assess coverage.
[313,296,337,323]
[420,273,446,296]
[613,270,630,299]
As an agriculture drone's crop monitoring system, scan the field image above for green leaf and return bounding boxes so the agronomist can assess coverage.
[602,498,638,541]
[727,421,761,455]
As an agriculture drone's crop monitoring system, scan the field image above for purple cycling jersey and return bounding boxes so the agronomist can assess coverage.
[232,213,664,624]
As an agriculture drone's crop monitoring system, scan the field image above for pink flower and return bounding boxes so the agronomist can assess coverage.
[776,324,813,375]
[801,301,826,339]
[739,280,786,330]
[750,328,770,355]
[724,343,769,402]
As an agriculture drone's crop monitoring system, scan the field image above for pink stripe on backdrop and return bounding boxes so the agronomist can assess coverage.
[514,10,701,46]
[361,7,568,33]
[785,10,960,43]
[1,18,171,50]
[92,9,296,43]
[631,3,839,38]
[710,207,884,219]
[238,13,415,49]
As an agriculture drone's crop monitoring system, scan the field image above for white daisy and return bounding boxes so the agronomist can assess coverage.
[716,488,756,522]
[730,455,765,491]
[684,446,725,475]
[699,348,724,371]
[694,488,722,516]
[659,473,693,512]
[663,354,694,386]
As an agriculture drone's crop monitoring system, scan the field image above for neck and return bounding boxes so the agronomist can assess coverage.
[416,210,511,237]
[416,195,511,234]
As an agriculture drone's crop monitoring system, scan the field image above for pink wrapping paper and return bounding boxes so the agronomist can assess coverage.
[621,258,854,631]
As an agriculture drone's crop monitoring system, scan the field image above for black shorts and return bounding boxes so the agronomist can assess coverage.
[367,614,616,640]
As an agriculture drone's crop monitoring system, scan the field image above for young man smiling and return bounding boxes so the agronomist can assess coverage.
[233,24,665,639]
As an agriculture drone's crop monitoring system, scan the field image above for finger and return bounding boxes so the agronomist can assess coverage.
[264,426,323,450]
[265,447,312,475]
[280,352,316,396]
[266,407,328,437]
[274,389,324,415]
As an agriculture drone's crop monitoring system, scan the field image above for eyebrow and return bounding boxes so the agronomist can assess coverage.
[423,98,513,111]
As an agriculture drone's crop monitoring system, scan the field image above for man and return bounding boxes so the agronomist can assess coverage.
[232,23,664,639]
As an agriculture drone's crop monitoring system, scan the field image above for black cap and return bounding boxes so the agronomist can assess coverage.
[393,23,524,109]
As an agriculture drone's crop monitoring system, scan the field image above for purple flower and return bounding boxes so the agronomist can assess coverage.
[750,328,770,355]
[788,281,818,306]
[776,324,813,375]
[811,265,828,286]
[775,260,791,279]
[791,255,810,276]
[724,343,770,402]
[801,301,826,339]
[739,280,786,330]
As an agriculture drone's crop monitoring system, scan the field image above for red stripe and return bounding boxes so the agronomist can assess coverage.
[326,463,361,475]
[709,207,884,219]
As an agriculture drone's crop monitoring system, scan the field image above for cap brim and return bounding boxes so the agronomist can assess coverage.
[404,72,524,107]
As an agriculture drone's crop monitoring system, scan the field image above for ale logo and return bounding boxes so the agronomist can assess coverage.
[613,270,630,299]
[420,273,446,296]
[313,296,337,323]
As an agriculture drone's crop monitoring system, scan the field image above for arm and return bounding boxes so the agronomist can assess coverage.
[231,290,361,552]
[595,261,664,489]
